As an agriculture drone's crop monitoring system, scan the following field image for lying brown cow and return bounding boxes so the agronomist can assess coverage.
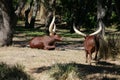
[29,16,62,50]
[73,21,102,64]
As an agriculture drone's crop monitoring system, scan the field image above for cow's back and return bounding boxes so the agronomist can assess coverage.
[84,36,96,52]
[29,37,44,49]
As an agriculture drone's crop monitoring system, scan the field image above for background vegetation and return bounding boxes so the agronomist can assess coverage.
[0,0,120,79]
[0,62,33,80]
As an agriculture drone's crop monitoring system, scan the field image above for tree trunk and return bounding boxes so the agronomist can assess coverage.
[29,0,38,28]
[45,0,56,35]
[25,8,30,28]
[97,0,109,60]
[15,0,27,16]
[36,1,47,24]
[24,0,33,28]
[45,11,53,35]
[97,0,106,37]
[0,0,17,46]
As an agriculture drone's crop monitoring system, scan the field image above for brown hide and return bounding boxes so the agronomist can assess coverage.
[29,14,62,50]
[73,22,102,64]
[84,35,99,64]
[29,34,62,50]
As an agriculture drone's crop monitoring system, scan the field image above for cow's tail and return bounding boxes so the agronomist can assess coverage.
[98,36,109,60]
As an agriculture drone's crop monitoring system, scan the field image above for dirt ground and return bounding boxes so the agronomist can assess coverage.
[0,35,120,80]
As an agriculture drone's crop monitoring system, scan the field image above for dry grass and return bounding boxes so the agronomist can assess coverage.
[0,46,85,80]
[0,44,120,80]
[0,29,120,79]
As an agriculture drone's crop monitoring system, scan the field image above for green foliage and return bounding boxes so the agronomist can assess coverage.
[15,26,83,38]
[51,63,79,80]
[58,29,82,38]
[55,0,119,29]
[56,0,97,28]
[0,62,34,80]
[12,0,18,9]
[13,0,120,31]
[107,33,120,60]
[15,27,45,37]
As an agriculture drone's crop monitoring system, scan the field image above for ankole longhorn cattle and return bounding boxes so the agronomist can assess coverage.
[73,22,102,64]
[29,16,62,50]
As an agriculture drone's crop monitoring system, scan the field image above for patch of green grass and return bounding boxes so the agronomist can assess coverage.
[0,62,34,80]
[60,32,82,38]
[14,27,45,36]
[50,63,79,80]
[58,30,83,38]
[14,26,84,38]
[25,31,45,36]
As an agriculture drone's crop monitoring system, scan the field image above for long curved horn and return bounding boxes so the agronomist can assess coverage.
[89,21,102,36]
[73,23,86,37]
[53,23,56,33]
[49,15,56,34]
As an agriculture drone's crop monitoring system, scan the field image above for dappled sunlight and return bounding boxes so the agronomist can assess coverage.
[30,62,120,80]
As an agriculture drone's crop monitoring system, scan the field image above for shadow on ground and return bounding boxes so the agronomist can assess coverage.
[13,39,84,50]
[0,62,33,80]
[31,61,120,80]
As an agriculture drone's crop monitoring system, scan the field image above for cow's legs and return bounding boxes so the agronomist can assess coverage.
[88,51,92,65]
[85,50,89,63]
[86,54,88,63]
[85,50,92,64]
[94,51,98,60]
[94,46,99,60]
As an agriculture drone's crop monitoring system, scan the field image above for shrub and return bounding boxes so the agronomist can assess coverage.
[0,62,34,80]
[107,33,120,60]
[51,63,80,80]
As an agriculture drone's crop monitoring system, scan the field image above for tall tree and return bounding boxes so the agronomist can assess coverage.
[0,0,26,46]
[36,0,47,24]
[0,0,16,46]
[15,0,27,16]
[97,0,106,37]
[24,0,33,28]
[45,0,56,35]
[29,0,39,28]
[97,0,109,59]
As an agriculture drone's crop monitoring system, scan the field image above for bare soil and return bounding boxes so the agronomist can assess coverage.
[0,34,120,80]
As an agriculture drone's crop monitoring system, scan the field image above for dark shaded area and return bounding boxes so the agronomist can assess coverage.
[13,34,84,50]
[96,61,116,66]
[14,25,44,35]
[31,62,120,80]
[0,62,33,80]
[13,25,84,49]
[13,38,84,50]
[106,33,120,60]
[25,8,30,28]
[31,66,51,73]
[55,40,84,50]
[116,25,120,31]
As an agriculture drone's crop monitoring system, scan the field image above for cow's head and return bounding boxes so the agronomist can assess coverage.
[49,15,62,41]
[73,21,102,37]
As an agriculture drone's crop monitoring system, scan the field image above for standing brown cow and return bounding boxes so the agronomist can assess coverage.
[29,15,62,50]
[73,22,102,64]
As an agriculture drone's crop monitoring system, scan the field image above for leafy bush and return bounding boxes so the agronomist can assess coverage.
[107,33,120,60]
